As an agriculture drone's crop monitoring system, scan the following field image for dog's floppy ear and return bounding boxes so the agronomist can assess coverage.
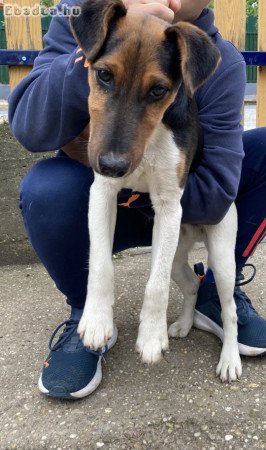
[70,0,126,61]
[165,22,221,97]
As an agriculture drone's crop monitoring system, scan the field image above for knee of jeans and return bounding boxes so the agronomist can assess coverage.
[20,158,94,219]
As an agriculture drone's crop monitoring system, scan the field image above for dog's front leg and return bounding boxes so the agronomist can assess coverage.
[78,174,119,350]
[136,187,183,364]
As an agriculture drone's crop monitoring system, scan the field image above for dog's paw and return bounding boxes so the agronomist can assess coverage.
[168,316,193,338]
[136,323,168,364]
[78,310,113,350]
[216,347,242,382]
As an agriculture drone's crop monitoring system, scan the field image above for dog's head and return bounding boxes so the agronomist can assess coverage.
[70,0,220,177]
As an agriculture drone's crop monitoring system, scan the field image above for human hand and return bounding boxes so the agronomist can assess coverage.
[174,0,210,22]
[123,0,181,23]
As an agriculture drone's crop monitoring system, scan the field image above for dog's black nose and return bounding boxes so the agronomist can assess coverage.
[99,154,130,178]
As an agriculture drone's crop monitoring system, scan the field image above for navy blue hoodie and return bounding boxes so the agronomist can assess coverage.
[8,2,246,224]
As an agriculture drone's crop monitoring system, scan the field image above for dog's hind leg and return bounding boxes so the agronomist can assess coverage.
[205,204,242,382]
[78,174,119,350]
[168,227,200,339]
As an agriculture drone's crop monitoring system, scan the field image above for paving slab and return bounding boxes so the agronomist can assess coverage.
[0,245,265,450]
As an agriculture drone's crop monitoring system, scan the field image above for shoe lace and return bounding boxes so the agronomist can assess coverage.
[49,319,79,351]
[235,263,256,287]
[234,264,257,319]
[48,319,108,358]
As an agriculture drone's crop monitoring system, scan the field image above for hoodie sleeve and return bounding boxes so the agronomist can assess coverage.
[8,0,89,152]
[181,58,246,224]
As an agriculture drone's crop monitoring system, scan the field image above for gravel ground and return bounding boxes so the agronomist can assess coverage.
[0,245,265,450]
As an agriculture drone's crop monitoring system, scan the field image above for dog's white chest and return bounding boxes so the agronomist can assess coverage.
[120,124,181,193]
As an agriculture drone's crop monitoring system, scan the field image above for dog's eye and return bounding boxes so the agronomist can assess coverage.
[96,69,113,85]
[149,85,168,99]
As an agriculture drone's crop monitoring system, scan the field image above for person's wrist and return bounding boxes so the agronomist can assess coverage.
[174,11,200,22]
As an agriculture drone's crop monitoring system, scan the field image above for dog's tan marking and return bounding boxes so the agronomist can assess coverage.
[177,151,188,188]
[87,73,109,171]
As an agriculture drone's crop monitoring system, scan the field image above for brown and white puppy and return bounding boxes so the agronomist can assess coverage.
[70,0,242,384]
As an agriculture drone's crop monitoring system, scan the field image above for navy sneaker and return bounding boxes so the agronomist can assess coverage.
[193,263,266,357]
[38,308,118,399]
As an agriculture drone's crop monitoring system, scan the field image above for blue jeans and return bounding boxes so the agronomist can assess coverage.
[20,128,266,308]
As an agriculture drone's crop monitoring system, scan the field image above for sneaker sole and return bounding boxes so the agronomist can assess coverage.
[194,310,266,357]
[38,325,118,400]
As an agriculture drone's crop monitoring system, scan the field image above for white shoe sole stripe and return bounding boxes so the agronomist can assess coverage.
[38,375,49,394]
[194,310,266,357]
[70,357,102,398]
[71,325,118,398]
